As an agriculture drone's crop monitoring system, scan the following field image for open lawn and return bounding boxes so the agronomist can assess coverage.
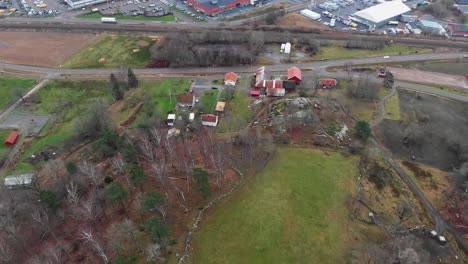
[332,80,381,121]
[384,91,400,120]
[63,34,155,68]
[114,79,191,125]
[199,90,219,114]
[218,89,253,132]
[315,45,433,60]
[192,147,358,264]
[78,12,180,22]
[14,80,111,172]
[0,77,36,112]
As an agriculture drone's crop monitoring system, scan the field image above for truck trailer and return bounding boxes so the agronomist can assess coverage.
[101,17,117,23]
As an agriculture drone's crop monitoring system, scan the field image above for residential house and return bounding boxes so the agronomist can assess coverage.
[319,79,338,89]
[167,114,176,126]
[215,102,226,113]
[224,72,238,86]
[176,93,195,108]
[287,66,302,84]
[4,131,19,146]
[201,114,219,127]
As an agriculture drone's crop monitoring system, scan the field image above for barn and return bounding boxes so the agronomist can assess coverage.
[287,66,302,84]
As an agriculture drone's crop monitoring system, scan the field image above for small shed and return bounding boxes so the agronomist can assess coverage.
[167,114,176,126]
[189,112,195,122]
[287,66,302,84]
[224,72,238,86]
[4,131,19,146]
[4,173,34,189]
[201,114,219,127]
[319,79,338,89]
[250,90,260,97]
[215,102,226,112]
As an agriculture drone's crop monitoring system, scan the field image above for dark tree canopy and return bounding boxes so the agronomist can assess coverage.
[39,191,60,210]
[355,120,372,140]
[105,181,128,205]
[143,192,166,211]
[193,168,211,199]
[143,216,170,243]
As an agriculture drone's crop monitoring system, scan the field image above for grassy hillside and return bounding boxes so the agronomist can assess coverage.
[192,147,358,264]
[0,77,36,112]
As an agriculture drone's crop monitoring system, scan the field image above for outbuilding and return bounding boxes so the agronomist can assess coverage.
[417,20,446,35]
[250,90,261,97]
[167,114,176,126]
[4,173,34,189]
[4,131,19,146]
[215,102,226,112]
[319,79,338,89]
[287,66,302,84]
[201,114,219,127]
[447,23,468,37]
[354,1,411,28]
[224,72,238,86]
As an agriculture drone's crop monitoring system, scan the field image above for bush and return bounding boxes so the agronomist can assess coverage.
[39,191,60,210]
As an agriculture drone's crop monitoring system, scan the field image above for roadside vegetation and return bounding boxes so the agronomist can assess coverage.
[63,34,155,68]
[384,91,400,120]
[315,45,433,60]
[78,12,179,22]
[192,148,358,263]
[0,77,36,111]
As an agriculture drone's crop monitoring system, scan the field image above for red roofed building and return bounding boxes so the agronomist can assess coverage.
[255,66,266,88]
[4,131,19,146]
[201,114,219,127]
[287,66,302,84]
[447,23,468,37]
[177,93,195,108]
[265,80,285,97]
[187,0,250,15]
[319,79,338,89]
[224,72,238,86]
[250,90,260,97]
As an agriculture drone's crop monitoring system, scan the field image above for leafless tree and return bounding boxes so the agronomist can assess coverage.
[151,156,168,187]
[79,160,100,186]
[150,126,164,147]
[0,237,15,264]
[111,152,129,185]
[80,229,109,264]
[138,133,155,161]
[44,242,64,264]
[80,195,97,223]
[31,209,58,242]
[106,219,143,256]
[66,182,80,206]
[238,128,258,165]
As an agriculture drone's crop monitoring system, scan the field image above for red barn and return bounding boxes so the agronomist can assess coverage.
[4,131,19,146]
[287,66,302,84]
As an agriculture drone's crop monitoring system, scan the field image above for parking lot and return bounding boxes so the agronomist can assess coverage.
[14,0,67,16]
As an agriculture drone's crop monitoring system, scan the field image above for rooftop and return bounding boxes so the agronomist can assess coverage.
[177,93,194,104]
[354,1,410,23]
[448,23,468,32]
[419,19,443,29]
[225,72,238,82]
[215,102,226,112]
[4,173,34,187]
[201,114,218,123]
[287,66,302,80]
[192,0,243,10]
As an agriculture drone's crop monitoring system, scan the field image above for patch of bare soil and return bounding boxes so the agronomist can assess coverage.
[375,89,468,171]
[0,32,97,67]
[137,40,150,47]
[388,67,468,90]
[279,13,329,30]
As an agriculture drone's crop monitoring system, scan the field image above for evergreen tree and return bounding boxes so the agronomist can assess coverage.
[105,181,128,215]
[193,168,211,199]
[127,68,139,88]
[110,73,123,101]
[355,120,371,140]
[130,164,146,188]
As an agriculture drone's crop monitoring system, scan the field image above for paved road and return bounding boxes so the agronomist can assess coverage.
[1,53,465,76]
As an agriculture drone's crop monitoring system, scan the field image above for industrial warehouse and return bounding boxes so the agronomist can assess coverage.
[353,0,411,28]
[187,0,252,14]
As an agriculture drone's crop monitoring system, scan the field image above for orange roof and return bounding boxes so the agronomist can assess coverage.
[4,131,19,146]
[224,72,238,82]
[287,67,302,81]
[201,114,218,123]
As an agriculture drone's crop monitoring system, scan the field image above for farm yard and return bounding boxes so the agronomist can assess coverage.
[0,32,96,67]
[192,148,358,264]
[63,34,156,68]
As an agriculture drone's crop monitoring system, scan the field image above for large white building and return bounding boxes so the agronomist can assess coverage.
[354,1,411,28]
[65,0,106,9]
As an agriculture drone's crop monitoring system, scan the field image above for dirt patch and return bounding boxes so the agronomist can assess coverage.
[99,57,106,62]
[375,89,468,171]
[388,67,468,90]
[279,13,329,30]
[23,145,64,165]
[0,32,97,67]
[137,40,150,47]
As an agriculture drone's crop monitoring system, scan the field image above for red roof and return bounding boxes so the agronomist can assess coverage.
[319,79,338,86]
[250,90,260,96]
[287,67,302,81]
[177,93,194,104]
[201,114,218,123]
[224,72,238,83]
[256,80,283,89]
[4,131,19,146]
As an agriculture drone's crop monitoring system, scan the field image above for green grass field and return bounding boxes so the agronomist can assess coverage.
[218,90,253,132]
[63,34,155,68]
[384,91,400,120]
[199,90,219,114]
[316,45,433,60]
[0,77,36,112]
[192,147,358,264]
[14,80,111,172]
[116,79,191,124]
[78,12,180,22]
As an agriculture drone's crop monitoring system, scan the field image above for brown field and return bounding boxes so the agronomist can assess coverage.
[279,13,329,30]
[0,32,97,67]
[389,67,468,90]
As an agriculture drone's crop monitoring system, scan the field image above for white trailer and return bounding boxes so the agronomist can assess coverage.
[300,9,321,21]
[101,17,117,23]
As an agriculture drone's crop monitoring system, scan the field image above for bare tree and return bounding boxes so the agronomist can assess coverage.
[151,156,168,187]
[238,128,257,165]
[150,126,164,147]
[31,209,58,242]
[80,230,109,264]
[80,195,97,223]
[106,219,143,256]
[65,182,80,206]
[138,133,155,161]
[79,160,100,187]
[44,242,64,264]
[0,237,15,264]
